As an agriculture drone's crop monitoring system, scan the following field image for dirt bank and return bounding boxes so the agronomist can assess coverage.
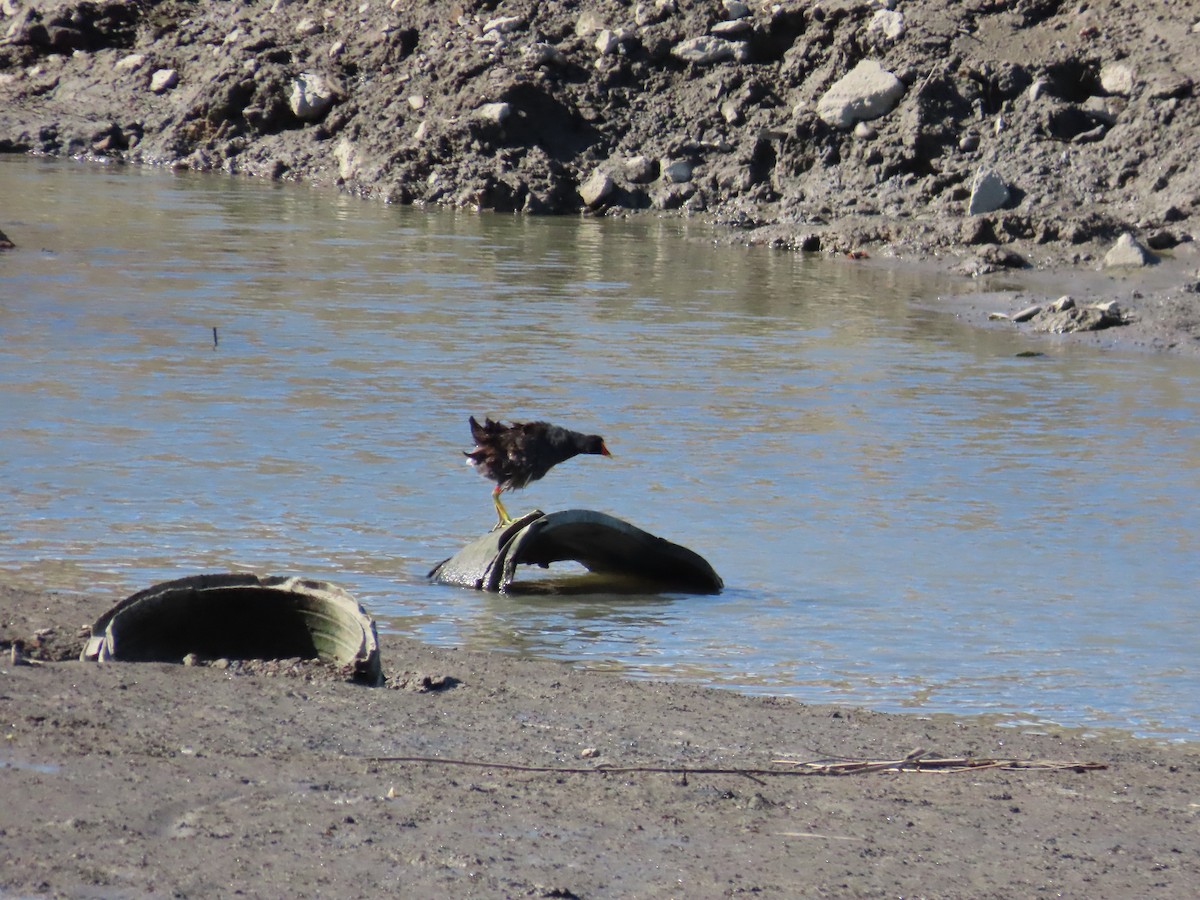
[3,574,1200,898]
[3,0,1200,351]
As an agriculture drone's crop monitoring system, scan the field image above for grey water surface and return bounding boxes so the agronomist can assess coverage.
[3,156,1199,740]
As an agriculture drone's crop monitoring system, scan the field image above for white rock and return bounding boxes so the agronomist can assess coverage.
[115,53,147,73]
[333,138,360,181]
[625,155,655,184]
[594,29,619,56]
[854,121,877,139]
[475,102,511,125]
[866,10,904,44]
[579,169,614,207]
[816,60,905,129]
[711,19,750,37]
[149,68,178,93]
[575,11,607,36]
[290,72,336,121]
[525,42,565,66]
[294,17,323,37]
[407,94,425,110]
[483,15,525,34]
[723,0,750,18]
[1100,63,1135,96]
[1049,295,1075,312]
[967,169,1010,215]
[1103,232,1151,268]
[661,159,693,183]
[670,36,737,65]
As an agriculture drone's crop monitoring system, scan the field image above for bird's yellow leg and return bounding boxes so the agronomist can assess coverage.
[492,487,515,528]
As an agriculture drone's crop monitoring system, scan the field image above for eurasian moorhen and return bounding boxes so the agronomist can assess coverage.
[465,416,612,526]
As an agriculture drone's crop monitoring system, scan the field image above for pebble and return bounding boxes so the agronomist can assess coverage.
[290,72,335,121]
[1048,295,1075,312]
[1012,304,1043,322]
[1100,63,1135,96]
[661,159,693,183]
[474,102,511,125]
[710,19,751,37]
[625,155,656,184]
[595,29,619,56]
[149,68,178,93]
[579,169,614,207]
[816,60,905,129]
[115,53,147,73]
[866,10,904,44]
[670,36,738,65]
[967,169,1010,215]
[1103,232,1152,268]
[294,18,323,37]
[483,15,525,34]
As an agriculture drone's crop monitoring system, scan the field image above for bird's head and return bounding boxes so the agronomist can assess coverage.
[584,435,612,458]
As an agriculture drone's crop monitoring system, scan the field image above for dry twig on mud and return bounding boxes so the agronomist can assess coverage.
[772,747,1107,775]
[362,748,1105,778]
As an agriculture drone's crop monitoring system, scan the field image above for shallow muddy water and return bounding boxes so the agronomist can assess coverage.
[3,156,1199,740]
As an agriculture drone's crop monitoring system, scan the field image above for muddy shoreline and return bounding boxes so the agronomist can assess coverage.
[3,0,1200,353]
[4,572,1200,898]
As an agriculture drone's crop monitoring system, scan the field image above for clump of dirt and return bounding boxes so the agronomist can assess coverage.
[1,0,1197,275]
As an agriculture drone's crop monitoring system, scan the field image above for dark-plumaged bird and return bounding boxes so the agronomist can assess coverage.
[465,416,612,526]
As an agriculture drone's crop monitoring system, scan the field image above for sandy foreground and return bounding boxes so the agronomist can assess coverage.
[2,572,1199,899]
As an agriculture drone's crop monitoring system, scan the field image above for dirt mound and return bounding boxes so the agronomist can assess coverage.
[2,0,1197,264]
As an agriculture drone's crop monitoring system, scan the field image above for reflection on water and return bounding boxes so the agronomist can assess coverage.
[3,156,1200,741]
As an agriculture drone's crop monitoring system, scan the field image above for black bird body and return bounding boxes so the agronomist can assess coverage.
[465,416,611,524]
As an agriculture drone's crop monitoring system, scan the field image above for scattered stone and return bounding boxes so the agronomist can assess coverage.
[958,132,980,152]
[671,36,738,65]
[483,15,525,34]
[1028,79,1050,101]
[525,42,565,67]
[294,17,323,37]
[594,29,619,56]
[149,68,177,94]
[1147,70,1192,100]
[1048,295,1075,312]
[711,19,751,37]
[1103,232,1152,267]
[1012,304,1042,322]
[1035,304,1125,334]
[866,10,904,45]
[854,121,877,140]
[579,168,614,207]
[625,155,656,184]
[290,72,336,121]
[1100,63,1135,96]
[661,159,693,183]
[722,0,750,18]
[967,169,1010,215]
[407,94,425,110]
[115,53,147,73]
[816,60,905,129]
[474,102,511,125]
[575,10,607,36]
